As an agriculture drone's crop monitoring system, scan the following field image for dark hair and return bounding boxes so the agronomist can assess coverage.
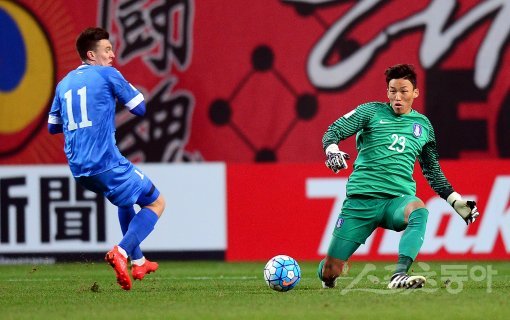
[76,27,110,61]
[384,64,417,89]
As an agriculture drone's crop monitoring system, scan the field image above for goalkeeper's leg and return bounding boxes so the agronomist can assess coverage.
[317,236,359,288]
[388,201,428,288]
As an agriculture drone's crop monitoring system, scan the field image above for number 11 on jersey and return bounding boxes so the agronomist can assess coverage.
[64,86,92,131]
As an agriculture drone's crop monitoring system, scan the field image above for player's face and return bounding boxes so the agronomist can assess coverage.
[89,39,115,66]
[387,78,419,115]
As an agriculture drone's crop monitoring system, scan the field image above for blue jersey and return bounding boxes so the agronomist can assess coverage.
[49,65,143,177]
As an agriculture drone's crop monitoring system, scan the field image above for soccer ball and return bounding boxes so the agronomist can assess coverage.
[263,255,301,292]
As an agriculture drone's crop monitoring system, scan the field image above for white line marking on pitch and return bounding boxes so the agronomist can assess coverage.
[1,276,258,282]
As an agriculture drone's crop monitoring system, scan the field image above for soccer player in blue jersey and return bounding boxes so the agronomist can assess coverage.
[318,64,480,289]
[48,27,164,290]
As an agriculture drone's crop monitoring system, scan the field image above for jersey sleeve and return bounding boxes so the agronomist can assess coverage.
[48,85,63,125]
[102,67,145,111]
[417,119,455,199]
[322,102,379,150]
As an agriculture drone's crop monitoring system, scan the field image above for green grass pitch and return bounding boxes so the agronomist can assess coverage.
[0,260,509,319]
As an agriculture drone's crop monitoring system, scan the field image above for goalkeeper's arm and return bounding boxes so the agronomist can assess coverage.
[324,144,350,174]
[447,192,480,225]
[418,142,480,225]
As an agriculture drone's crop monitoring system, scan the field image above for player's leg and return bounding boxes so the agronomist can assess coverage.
[106,194,163,288]
[118,186,163,256]
[383,196,428,289]
[130,190,163,280]
[103,162,163,289]
[118,206,159,279]
[318,197,377,288]
[76,173,133,290]
[318,237,359,288]
[116,170,164,280]
[118,206,143,260]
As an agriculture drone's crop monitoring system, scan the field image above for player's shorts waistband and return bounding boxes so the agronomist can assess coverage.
[347,194,381,200]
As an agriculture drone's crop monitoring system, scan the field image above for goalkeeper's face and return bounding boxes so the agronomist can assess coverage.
[387,78,419,115]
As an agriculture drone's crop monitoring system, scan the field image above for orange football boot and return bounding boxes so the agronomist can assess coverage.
[132,259,159,280]
[105,246,132,290]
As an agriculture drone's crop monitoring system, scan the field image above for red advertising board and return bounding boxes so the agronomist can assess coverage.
[227,161,510,261]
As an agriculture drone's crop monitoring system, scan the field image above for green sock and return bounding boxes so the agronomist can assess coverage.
[317,259,326,281]
[396,207,428,273]
[395,254,413,274]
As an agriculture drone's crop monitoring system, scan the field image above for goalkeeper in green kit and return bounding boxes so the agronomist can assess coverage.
[317,64,480,289]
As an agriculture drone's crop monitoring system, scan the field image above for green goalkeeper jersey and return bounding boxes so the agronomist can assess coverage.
[323,102,454,199]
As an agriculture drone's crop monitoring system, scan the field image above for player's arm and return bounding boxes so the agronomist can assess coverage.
[322,103,377,173]
[48,92,63,134]
[48,122,63,134]
[418,139,480,225]
[104,67,146,117]
[123,80,145,116]
[129,101,146,116]
[446,192,480,225]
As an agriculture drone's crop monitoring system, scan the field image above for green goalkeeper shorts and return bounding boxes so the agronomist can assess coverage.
[332,195,420,244]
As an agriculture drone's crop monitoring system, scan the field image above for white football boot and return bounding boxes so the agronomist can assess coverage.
[387,273,426,289]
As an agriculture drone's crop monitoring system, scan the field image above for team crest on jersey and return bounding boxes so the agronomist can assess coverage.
[412,123,422,137]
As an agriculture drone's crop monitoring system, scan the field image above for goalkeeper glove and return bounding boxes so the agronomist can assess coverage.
[447,192,480,225]
[325,144,350,174]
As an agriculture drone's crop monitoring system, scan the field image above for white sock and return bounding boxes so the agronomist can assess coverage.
[131,257,146,266]
[116,246,128,258]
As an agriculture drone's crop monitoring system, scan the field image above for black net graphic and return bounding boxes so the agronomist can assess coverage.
[208,45,319,162]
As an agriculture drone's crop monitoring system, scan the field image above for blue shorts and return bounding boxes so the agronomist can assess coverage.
[75,159,159,207]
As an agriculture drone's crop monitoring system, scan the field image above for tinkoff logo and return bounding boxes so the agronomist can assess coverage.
[0,0,54,156]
